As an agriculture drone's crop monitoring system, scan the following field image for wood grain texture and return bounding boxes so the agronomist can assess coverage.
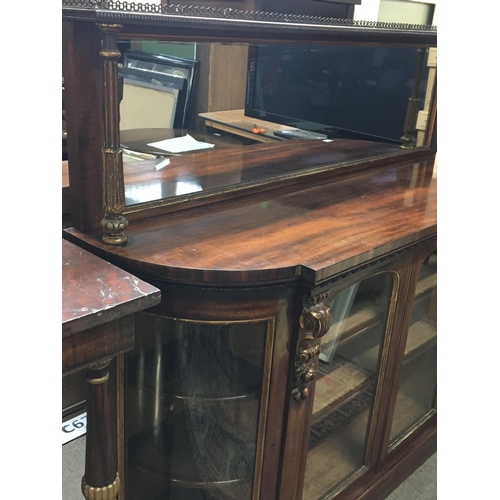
[121,139,403,207]
[63,157,436,287]
[64,138,427,220]
[62,21,104,232]
[84,362,118,489]
[64,137,414,211]
[62,316,134,376]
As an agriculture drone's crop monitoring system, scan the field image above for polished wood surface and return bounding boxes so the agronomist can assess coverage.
[64,138,420,211]
[121,139,405,207]
[63,20,104,232]
[64,157,436,286]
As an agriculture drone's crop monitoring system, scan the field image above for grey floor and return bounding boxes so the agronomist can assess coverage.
[62,436,436,500]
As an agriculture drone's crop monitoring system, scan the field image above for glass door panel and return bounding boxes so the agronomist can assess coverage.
[303,273,394,500]
[125,313,270,500]
[389,250,437,446]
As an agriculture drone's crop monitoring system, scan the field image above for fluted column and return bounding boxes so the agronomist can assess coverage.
[81,359,120,500]
[98,23,128,245]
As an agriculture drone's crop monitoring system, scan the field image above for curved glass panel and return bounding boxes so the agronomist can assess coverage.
[125,313,269,500]
[389,250,437,445]
[303,272,394,499]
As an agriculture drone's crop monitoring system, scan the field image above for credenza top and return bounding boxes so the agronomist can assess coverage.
[64,156,436,286]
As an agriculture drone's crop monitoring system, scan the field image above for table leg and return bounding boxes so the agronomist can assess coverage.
[81,359,120,500]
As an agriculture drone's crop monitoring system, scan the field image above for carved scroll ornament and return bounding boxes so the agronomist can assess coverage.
[292,293,332,402]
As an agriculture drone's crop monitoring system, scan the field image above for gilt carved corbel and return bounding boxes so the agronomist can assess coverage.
[292,293,332,402]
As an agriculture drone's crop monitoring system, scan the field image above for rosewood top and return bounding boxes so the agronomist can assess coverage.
[123,139,407,207]
[64,155,436,287]
[63,139,410,209]
[62,239,161,337]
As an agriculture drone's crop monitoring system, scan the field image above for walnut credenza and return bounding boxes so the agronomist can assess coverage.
[64,154,437,500]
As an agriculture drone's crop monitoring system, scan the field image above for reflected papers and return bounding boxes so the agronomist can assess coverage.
[148,134,215,154]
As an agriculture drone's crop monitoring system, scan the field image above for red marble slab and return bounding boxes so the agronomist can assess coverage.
[62,239,161,336]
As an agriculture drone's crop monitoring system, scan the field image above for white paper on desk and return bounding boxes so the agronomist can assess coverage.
[147,134,215,154]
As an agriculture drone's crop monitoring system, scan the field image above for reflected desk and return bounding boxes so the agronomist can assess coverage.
[62,240,160,499]
[199,109,300,143]
[120,127,244,156]
[64,139,406,212]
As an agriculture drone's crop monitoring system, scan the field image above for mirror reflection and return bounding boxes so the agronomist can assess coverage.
[117,40,434,208]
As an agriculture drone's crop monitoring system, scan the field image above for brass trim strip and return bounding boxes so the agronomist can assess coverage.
[116,355,125,500]
[252,318,277,500]
[141,311,276,325]
[86,372,110,385]
[89,359,112,370]
[100,50,121,58]
[388,409,436,453]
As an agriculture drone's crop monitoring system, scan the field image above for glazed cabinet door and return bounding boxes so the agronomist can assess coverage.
[380,244,437,461]
[280,254,414,500]
[120,283,297,500]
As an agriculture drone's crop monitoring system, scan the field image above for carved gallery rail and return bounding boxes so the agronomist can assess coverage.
[62,239,160,499]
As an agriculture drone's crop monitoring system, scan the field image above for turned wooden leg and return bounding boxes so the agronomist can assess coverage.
[81,359,120,500]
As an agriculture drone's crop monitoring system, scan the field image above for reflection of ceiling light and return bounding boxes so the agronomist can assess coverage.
[126,184,163,206]
[176,181,203,196]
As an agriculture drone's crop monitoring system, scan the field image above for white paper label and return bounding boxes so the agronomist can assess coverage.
[62,412,87,445]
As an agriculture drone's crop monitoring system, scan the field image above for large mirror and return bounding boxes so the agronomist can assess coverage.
[116,39,436,208]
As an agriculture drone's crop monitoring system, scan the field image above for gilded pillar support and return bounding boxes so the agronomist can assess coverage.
[82,358,120,500]
[98,23,128,245]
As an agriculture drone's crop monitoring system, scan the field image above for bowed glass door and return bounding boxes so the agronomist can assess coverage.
[124,313,273,500]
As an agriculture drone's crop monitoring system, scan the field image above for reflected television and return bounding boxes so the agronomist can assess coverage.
[245,44,429,144]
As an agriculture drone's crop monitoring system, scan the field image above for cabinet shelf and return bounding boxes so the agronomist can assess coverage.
[127,405,257,487]
[326,315,436,383]
[128,461,249,500]
[403,318,436,364]
[414,254,437,300]
[126,384,260,439]
[337,302,382,348]
[312,358,374,424]
[304,408,371,500]
[127,382,260,404]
